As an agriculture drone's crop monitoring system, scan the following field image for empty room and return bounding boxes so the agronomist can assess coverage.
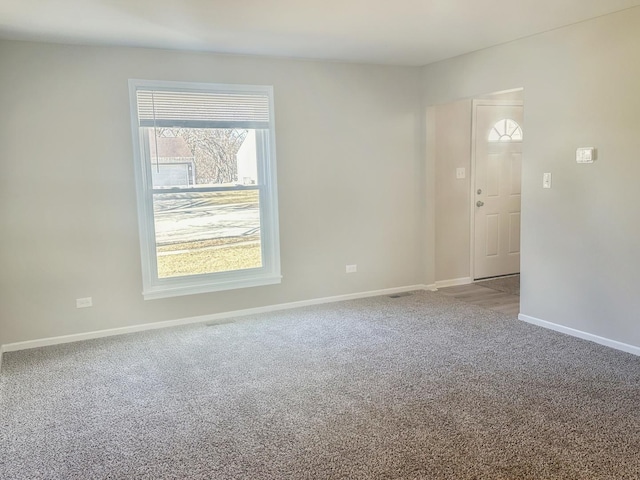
[1,1,639,478]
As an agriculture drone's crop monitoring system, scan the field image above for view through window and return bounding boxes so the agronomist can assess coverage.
[149,128,262,278]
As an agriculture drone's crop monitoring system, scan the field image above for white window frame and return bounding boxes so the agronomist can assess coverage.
[128,79,281,300]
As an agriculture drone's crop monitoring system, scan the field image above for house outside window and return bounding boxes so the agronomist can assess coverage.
[129,80,281,299]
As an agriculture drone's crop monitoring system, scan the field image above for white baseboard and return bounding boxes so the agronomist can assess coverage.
[518,314,640,357]
[435,277,473,289]
[1,284,431,355]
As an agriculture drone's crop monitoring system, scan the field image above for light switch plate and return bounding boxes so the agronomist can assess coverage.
[543,173,552,189]
[576,147,596,164]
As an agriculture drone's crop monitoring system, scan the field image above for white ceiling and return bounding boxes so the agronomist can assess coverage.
[1,0,639,66]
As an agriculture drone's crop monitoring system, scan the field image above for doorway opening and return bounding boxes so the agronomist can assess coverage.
[431,87,524,315]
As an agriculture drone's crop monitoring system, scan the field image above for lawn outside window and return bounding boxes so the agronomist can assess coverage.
[129,80,281,299]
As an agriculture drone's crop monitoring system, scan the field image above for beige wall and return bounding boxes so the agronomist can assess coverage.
[0,41,425,345]
[423,7,640,347]
[433,99,472,282]
[2,6,640,351]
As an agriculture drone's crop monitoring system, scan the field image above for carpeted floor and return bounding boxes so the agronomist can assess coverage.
[1,291,638,479]
[475,275,520,296]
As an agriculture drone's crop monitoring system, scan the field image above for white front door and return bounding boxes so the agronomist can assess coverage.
[473,103,523,280]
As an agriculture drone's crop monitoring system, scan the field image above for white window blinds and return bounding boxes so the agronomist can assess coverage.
[135,89,271,129]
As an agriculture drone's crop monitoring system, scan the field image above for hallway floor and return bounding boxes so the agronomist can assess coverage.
[438,275,520,317]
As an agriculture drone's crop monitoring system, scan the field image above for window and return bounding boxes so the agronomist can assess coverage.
[129,80,281,299]
[488,118,523,142]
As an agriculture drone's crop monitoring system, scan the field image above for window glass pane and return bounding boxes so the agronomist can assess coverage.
[147,128,258,188]
[488,128,501,142]
[153,190,262,278]
[488,118,523,143]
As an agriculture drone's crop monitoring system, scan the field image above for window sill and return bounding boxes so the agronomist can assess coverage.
[142,274,282,300]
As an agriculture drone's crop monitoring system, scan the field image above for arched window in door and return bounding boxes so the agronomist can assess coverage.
[488,119,523,142]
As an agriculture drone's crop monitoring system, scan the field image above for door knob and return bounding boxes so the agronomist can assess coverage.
[476,201,484,207]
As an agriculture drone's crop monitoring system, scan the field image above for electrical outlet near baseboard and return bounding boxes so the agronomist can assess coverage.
[76,297,93,308]
[346,264,357,273]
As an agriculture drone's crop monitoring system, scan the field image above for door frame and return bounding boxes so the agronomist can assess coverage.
[469,98,524,281]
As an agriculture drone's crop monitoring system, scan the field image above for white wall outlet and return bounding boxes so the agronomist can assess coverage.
[76,297,93,308]
[456,167,466,179]
[346,264,357,273]
[543,172,552,189]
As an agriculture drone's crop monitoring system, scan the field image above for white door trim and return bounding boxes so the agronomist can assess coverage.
[470,99,524,281]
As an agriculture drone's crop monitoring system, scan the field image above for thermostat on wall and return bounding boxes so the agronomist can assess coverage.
[576,147,596,164]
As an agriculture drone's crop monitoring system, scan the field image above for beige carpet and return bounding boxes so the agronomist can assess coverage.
[1,290,638,479]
